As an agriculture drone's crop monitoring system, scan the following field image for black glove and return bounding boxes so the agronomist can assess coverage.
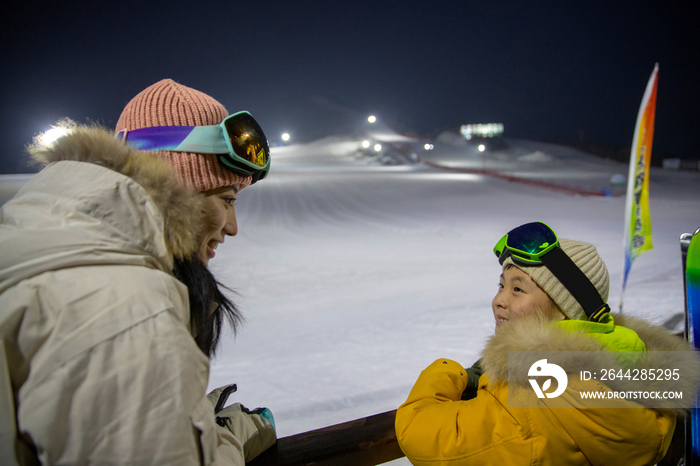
[461,359,484,400]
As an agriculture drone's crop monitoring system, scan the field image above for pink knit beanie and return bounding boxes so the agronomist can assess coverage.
[115,79,252,192]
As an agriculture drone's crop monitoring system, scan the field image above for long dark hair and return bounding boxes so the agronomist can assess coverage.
[172,256,243,358]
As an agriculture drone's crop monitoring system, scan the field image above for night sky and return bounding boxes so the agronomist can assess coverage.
[1,1,698,174]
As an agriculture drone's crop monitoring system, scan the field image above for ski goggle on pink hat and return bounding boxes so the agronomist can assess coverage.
[117,111,270,184]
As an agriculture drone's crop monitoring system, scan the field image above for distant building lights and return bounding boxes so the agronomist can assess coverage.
[368,115,377,123]
[373,143,382,152]
[362,140,370,148]
[460,123,504,139]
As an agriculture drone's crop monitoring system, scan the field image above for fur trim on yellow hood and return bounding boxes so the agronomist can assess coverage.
[28,124,205,260]
[481,313,700,415]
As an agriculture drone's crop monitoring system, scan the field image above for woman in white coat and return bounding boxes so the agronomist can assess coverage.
[0,79,275,465]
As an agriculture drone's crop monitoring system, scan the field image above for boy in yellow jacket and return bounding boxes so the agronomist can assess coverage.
[396,222,700,466]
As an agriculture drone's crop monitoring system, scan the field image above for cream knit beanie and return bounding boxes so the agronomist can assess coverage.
[115,79,252,192]
[502,238,610,320]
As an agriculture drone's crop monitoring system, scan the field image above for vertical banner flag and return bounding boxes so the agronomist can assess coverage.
[621,63,658,309]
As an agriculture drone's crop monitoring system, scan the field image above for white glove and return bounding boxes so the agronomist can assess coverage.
[207,384,277,462]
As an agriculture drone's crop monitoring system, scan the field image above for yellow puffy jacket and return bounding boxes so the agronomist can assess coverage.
[396,314,700,466]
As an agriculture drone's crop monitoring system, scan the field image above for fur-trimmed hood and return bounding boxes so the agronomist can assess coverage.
[0,126,206,292]
[481,314,700,415]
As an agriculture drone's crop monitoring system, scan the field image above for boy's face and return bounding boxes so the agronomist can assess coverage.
[492,265,561,330]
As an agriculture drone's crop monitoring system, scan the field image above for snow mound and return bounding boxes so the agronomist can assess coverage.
[518,151,555,163]
[610,174,626,186]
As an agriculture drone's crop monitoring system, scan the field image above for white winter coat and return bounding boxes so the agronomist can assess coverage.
[0,128,261,465]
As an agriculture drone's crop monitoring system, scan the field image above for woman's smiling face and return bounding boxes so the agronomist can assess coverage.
[198,184,242,265]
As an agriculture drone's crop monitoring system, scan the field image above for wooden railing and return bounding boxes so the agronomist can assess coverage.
[248,410,403,466]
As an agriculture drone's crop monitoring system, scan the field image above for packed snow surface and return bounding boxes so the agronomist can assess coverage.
[2,135,699,463]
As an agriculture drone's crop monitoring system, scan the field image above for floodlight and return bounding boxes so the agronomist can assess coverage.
[368,115,376,123]
[38,126,70,147]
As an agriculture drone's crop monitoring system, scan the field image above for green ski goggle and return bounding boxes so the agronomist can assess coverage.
[494,221,559,266]
[116,111,270,184]
[494,222,611,323]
